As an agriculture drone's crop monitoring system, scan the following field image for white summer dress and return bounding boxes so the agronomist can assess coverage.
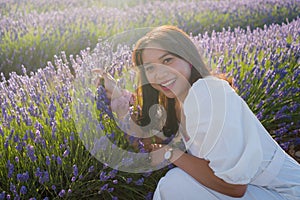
[153,76,300,200]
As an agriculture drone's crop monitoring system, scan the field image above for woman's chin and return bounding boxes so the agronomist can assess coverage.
[162,91,176,99]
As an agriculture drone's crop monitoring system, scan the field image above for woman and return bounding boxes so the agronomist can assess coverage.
[96,25,300,199]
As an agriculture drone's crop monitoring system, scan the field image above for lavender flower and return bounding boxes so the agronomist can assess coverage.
[88,165,94,173]
[56,156,62,165]
[134,177,144,186]
[20,186,27,195]
[126,177,133,184]
[99,171,109,181]
[63,149,70,157]
[145,192,153,200]
[58,189,66,197]
[34,168,49,184]
[45,156,51,166]
[9,183,16,194]
[70,132,75,141]
[108,169,118,179]
[17,171,29,182]
[0,126,3,137]
[0,192,5,200]
[7,160,14,178]
[100,184,109,193]
[73,164,78,177]
[26,145,37,162]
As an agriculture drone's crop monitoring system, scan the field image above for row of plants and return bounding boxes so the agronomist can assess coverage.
[0,0,158,15]
[1,0,300,78]
[0,11,299,198]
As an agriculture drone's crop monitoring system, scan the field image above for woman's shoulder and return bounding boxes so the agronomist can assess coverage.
[184,76,235,107]
[190,76,232,94]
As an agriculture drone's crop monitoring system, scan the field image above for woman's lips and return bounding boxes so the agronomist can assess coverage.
[160,79,176,91]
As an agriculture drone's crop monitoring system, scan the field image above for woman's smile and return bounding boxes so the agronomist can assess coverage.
[142,47,191,100]
[160,78,176,91]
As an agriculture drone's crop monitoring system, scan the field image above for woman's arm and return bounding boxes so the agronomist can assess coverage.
[148,144,247,198]
[92,69,165,149]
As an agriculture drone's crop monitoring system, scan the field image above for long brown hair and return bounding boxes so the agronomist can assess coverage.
[132,25,211,137]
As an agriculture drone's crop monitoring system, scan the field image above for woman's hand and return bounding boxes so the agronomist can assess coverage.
[148,143,164,166]
[141,136,164,151]
[92,68,134,121]
[146,143,173,166]
[92,68,122,100]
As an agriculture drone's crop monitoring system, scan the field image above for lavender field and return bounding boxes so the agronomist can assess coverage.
[0,0,300,199]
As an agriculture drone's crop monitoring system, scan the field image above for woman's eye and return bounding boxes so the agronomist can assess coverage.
[163,57,173,65]
[144,65,154,72]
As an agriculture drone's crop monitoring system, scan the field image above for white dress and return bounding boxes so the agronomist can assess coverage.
[153,76,300,200]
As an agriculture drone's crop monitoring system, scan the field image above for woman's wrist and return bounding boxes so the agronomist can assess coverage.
[169,148,184,164]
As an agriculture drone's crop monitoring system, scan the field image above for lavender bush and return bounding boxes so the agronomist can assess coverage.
[0,60,165,199]
[1,0,300,78]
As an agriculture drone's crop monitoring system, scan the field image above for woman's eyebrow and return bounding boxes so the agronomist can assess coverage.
[143,52,170,66]
[158,52,171,60]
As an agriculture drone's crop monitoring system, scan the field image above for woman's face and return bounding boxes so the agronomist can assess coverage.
[141,47,191,100]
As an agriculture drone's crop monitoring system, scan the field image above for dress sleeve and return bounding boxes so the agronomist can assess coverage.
[183,77,263,184]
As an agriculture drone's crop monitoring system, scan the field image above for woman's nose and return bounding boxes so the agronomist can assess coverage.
[154,65,169,80]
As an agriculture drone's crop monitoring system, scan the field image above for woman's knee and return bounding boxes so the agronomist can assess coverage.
[154,167,216,200]
[156,168,195,195]
[159,168,185,187]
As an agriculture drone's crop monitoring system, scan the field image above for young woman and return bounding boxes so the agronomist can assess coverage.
[95,25,300,199]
